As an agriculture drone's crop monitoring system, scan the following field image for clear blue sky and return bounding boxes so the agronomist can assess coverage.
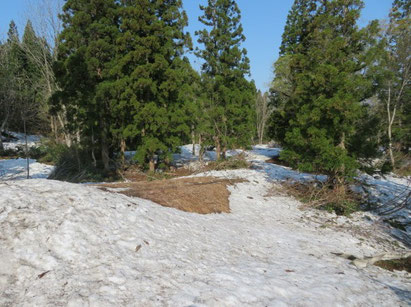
[1,0,393,91]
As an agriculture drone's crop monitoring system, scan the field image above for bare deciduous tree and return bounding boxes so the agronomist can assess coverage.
[23,0,73,146]
[255,91,273,144]
[379,12,410,167]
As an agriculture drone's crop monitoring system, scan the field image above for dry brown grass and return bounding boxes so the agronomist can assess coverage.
[282,180,363,215]
[98,176,244,214]
[120,164,194,182]
[374,256,411,273]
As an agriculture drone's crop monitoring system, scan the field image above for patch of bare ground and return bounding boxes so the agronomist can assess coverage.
[98,177,245,214]
[121,165,194,182]
[375,256,411,273]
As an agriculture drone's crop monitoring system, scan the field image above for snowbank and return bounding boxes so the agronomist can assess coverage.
[0,158,54,180]
[0,171,409,306]
[1,131,42,151]
[1,132,54,181]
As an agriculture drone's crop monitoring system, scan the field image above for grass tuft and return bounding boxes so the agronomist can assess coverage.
[283,180,363,216]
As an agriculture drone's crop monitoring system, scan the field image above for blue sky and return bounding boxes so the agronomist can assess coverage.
[1,0,393,91]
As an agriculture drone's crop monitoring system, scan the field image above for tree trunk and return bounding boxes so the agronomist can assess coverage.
[222,144,227,159]
[260,121,265,144]
[0,134,3,153]
[0,112,9,152]
[191,125,196,156]
[388,125,395,167]
[257,120,263,145]
[91,128,97,167]
[198,134,204,163]
[57,112,72,147]
[149,156,155,172]
[335,132,346,184]
[215,137,221,160]
[386,85,396,167]
[120,138,126,166]
[100,122,110,172]
[23,117,30,179]
[50,116,58,143]
[101,141,110,172]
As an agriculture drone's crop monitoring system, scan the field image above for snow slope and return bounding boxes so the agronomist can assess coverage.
[1,132,54,180]
[1,172,410,306]
[0,158,54,180]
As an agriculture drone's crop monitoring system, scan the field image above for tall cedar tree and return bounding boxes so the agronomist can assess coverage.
[196,0,256,159]
[111,0,194,171]
[269,1,317,144]
[271,0,376,182]
[279,0,317,56]
[53,0,119,171]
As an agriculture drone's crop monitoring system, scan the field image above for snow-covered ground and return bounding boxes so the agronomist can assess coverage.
[0,158,54,180]
[1,131,42,151]
[0,143,410,306]
[1,132,54,181]
[1,173,410,306]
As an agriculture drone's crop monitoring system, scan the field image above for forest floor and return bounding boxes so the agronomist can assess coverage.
[0,136,410,306]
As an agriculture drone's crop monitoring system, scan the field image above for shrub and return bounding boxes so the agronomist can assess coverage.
[207,153,250,171]
[48,145,114,183]
[284,180,363,216]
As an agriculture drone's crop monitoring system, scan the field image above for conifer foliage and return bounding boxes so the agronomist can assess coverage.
[112,0,193,171]
[196,0,256,159]
[0,20,50,138]
[53,0,194,171]
[270,0,377,181]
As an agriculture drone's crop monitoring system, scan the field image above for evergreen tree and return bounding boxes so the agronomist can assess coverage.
[196,0,256,159]
[7,21,19,44]
[53,0,119,171]
[279,0,317,55]
[269,1,318,143]
[111,0,193,171]
[270,0,377,182]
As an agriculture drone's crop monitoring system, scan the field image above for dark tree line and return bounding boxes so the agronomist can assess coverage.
[269,0,410,182]
[0,20,52,151]
[50,0,256,172]
[1,0,409,180]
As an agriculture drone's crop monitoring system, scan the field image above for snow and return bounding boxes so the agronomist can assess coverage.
[0,143,410,305]
[0,158,54,180]
[1,173,410,305]
[1,132,54,180]
[359,173,411,237]
[172,144,243,167]
[1,131,42,151]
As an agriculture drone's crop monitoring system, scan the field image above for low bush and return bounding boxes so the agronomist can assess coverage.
[48,145,117,183]
[207,153,250,171]
[284,180,363,216]
[394,152,411,177]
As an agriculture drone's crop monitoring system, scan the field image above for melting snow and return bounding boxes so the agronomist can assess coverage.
[1,131,42,151]
[0,143,410,305]
[0,158,54,180]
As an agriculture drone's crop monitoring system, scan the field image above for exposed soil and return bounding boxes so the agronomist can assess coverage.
[98,176,245,214]
[121,165,194,182]
[374,256,411,273]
